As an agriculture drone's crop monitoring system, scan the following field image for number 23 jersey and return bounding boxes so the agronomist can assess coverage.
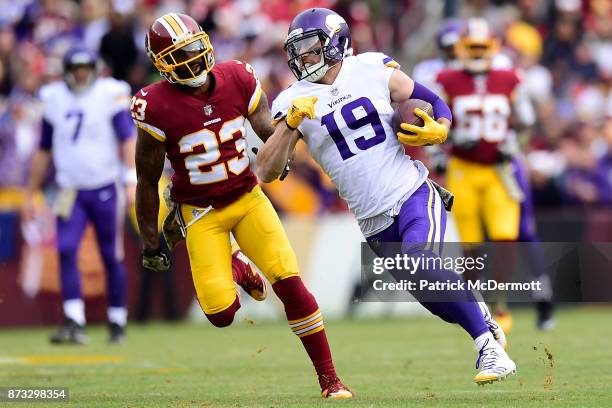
[131,60,261,208]
[271,52,428,221]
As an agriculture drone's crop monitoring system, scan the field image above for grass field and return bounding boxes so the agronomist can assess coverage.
[2,307,611,407]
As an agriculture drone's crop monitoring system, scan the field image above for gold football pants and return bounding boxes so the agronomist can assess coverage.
[447,156,520,242]
[180,185,299,314]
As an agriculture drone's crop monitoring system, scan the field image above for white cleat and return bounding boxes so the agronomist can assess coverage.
[474,338,517,385]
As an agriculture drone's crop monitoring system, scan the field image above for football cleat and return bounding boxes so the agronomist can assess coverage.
[319,374,354,399]
[232,249,267,301]
[474,338,517,385]
[50,319,89,345]
[162,183,184,250]
[108,322,126,344]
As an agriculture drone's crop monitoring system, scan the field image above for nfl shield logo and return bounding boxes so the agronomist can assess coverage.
[203,104,213,115]
[331,87,339,96]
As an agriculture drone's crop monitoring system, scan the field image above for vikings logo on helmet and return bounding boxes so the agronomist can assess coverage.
[284,8,353,82]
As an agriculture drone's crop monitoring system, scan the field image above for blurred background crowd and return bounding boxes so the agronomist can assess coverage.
[0,0,610,216]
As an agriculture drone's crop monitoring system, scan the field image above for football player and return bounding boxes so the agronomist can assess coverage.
[415,20,554,332]
[435,19,538,332]
[257,8,516,385]
[25,45,135,344]
[133,13,352,398]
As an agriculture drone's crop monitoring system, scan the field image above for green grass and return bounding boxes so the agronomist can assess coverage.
[1,307,611,407]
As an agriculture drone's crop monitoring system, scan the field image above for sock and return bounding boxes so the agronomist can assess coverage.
[108,307,127,326]
[474,331,497,350]
[63,299,86,326]
[272,276,336,378]
[477,301,492,321]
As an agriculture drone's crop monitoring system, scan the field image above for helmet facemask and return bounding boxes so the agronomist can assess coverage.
[455,18,498,74]
[285,30,346,82]
[456,39,498,73]
[149,31,215,87]
[64,63,97,93]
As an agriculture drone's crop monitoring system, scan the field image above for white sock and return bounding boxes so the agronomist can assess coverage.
[478,301,492,322]
[108,307,127,326]
[474,331,497,351]
[63,299,86,326]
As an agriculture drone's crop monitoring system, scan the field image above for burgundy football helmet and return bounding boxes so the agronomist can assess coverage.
[146,13,214,87]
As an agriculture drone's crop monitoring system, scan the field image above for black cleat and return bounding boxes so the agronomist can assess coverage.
[50,319,88,345]
[108,322,126,344]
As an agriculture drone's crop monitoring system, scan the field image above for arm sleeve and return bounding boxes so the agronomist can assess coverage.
[112,110,135,141]
[131,90,166,142]
[271,92,290,125]
[39,118,53,150]
[410,81,452,121]
[234,61,262,116]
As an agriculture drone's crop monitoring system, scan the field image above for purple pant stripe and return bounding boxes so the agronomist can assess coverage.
[366,180,489,339]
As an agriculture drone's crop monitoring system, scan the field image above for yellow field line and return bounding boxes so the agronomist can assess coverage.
[0,355,126,365]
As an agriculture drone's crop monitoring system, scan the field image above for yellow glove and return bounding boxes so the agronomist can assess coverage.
[397,108,448,146]
[286,96,318,130]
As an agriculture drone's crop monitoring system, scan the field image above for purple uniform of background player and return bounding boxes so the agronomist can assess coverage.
[513,157,539,242]
[40,109,133,311]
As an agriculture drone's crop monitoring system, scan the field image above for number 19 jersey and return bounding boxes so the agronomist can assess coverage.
[271,52,427,221]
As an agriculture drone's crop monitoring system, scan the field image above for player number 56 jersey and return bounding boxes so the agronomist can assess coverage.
[436,69,522,164]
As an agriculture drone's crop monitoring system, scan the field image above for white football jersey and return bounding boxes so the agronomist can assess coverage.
[40,77,131,189]
[272,52,428,221]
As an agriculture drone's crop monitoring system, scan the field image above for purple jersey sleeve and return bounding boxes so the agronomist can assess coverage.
[40,118,53,150]
[410,81,452,122]
[112,110,135,141]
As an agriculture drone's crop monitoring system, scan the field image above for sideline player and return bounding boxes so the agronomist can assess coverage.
[257,8,516,385]
[26,46,135,344]
[133,13,352,398]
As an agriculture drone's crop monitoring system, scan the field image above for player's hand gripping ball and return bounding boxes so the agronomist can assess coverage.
[394,99,448,146]
[286,96,318,130]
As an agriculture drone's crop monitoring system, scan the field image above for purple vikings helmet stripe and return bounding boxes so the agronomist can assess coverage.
[284,8,352,82]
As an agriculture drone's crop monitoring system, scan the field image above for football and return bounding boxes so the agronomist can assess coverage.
[392,99,434,134]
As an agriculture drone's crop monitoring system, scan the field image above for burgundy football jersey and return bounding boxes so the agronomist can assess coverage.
[132,60,262,208]
[436,69,521,164]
